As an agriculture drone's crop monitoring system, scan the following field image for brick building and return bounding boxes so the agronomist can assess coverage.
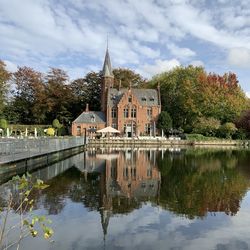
[72,48,161,137]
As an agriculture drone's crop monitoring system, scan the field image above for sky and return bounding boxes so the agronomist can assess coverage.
[0,0,250,95]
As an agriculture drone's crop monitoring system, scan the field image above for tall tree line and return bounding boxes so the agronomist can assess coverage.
[150,65,249,136]
[0,61,146,126]
[1,60,249,137]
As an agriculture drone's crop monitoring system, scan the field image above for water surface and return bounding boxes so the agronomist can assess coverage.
[2,147,250,250]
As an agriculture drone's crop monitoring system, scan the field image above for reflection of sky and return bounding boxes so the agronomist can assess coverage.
[16,193,250,250]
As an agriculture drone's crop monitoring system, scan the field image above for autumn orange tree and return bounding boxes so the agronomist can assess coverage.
[150,66,248,133]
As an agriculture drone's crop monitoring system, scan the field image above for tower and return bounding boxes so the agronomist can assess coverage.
[101,47,114,112]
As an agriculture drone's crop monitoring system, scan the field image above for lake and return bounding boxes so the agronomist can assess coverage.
[2,147,250,250]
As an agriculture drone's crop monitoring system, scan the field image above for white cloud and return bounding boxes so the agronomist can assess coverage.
[228,48,250,68]
[189,60,204,67]
[3,60,18,72]
[140,59,181,77]
[167,43,196,59]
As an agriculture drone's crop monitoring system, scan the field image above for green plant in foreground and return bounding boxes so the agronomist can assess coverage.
[0,174,53,250]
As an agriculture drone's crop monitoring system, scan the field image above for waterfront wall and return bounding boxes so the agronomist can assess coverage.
[0,146,85,184]
[88,138,244,147]
[0,137,87,164]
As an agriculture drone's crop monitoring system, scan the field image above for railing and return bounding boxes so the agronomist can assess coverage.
[0,137,87,163]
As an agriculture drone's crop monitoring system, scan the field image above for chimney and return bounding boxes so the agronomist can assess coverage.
[85,103,89,112]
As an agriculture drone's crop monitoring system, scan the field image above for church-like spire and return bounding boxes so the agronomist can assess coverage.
[102,47,114,78]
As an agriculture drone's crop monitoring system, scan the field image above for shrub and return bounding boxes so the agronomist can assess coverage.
[0,118,8,129]
[193,117,220,137]
[46,128,55,136]
[218,122,237,139]
[157,111,173,134]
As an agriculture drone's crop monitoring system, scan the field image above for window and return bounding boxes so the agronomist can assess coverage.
[77,126,81,136]
[150,97,154,101]
[145,123,151,135]
[128,96,132,102]
[111,108,117,118]
[141,96,146,101]
[131,107,136,118]
[123,106,129,118]
[91,114,95,122]
[112,123,117,129]
[147,108,152,118]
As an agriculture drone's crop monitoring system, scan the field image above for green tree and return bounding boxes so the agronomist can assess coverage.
[113,68,146,88]
[70,72,102,115]
[150,66,247,131]
[157,111,172,134]
[52,119,63,136]
[45,68,74,124]
[218,122,237,139]
[0,61,11,116]
[0,118,8,130]
[235,110,250,137]
[12,67,46,124]
[193,117,220,137]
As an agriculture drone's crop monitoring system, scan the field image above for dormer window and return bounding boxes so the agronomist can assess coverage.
[141,96,146,101]
[150,97,154,101]
[91,114,95,122]
[128,96,132,103]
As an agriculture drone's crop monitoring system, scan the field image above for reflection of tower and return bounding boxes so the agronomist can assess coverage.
[98,150,161,238]
[99,156,115,239]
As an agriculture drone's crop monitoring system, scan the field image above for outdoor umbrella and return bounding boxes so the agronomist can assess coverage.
[96,126,120,133]
[96,126,120,139]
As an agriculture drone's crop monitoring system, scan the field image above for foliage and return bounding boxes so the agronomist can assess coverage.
[70,72,102,116]
[0,174,53,249]
[52,119,62,129]
[218,122,237,139]
[113,68,146,88]
[192,117,220,137]
[0,61,11,116]
[11,67,46,124]
[150,66,248,131]
[235,110,250,137]
[46,128,55,136]
[157,111,172,134]
[0,118,8,129]
[45,68,74,124]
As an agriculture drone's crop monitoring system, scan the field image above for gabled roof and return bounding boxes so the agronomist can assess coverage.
[102,49,114,78]
[107,88,160,107]
[73,111,106,124]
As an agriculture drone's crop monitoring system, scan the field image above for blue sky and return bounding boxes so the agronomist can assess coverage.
[1,0,250,95]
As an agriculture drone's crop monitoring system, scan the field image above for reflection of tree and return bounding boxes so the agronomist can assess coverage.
[41,167,82,214]
[157,149,249,219]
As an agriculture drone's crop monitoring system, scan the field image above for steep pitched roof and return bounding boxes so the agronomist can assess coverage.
[108,88,160,107]
[73,111,106,124]
[102,49,114,78]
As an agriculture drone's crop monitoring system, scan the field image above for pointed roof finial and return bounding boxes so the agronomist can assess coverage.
[102,36,114,78]
[107,33,109,50]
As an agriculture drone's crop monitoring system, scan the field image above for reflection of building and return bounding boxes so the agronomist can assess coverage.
[97,150,161,238]
[71,47,161,137]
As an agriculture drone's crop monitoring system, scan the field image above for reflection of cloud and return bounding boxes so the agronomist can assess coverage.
[18,192,250,250]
